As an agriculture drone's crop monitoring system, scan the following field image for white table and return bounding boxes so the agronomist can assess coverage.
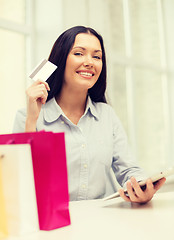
[6,191,174,240]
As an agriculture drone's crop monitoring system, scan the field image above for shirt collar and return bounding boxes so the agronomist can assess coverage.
[43,98,63,123]
[85,97,99,120]
[43,96,99,123]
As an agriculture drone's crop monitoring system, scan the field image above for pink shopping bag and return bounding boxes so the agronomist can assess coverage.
[0,131,70,231]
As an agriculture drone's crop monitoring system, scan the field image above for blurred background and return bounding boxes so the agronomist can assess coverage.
[0,0,174,173]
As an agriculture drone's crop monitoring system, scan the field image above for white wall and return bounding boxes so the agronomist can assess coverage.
[163,0,174,166]
[32,0,64,66]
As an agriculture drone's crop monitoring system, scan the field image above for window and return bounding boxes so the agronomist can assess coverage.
[107,0,171,172]
[0,0,34,133]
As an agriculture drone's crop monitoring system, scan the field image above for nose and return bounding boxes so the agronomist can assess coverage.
[83,55,94,68]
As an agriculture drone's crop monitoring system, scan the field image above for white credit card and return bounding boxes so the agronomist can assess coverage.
[29,59,57,82]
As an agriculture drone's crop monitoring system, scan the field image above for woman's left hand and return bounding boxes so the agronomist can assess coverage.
[118,177,166,204]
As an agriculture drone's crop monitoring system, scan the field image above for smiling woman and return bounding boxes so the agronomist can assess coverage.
[46,26,107,104]
[62,33,103,95]
[13,26,166,203]
[56,33,103,125]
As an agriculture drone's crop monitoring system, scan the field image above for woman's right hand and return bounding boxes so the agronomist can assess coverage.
[25,80,50,132]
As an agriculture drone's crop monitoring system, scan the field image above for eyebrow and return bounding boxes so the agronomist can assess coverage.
[72,46,102,52]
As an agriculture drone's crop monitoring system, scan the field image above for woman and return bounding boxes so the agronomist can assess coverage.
[13,26,165,203]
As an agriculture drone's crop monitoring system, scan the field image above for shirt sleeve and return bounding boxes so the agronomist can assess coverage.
[110,107,148,187]
[12,108,26,133]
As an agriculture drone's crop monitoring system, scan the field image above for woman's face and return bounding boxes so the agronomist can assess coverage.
[63,33,103,92]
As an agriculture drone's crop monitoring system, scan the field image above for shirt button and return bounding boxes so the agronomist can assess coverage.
[81,184,86,189]
[61,121,64,124]
[81,144,86,148]
[84,164,88,169]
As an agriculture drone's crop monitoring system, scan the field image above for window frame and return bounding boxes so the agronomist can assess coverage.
[109,0,172,168]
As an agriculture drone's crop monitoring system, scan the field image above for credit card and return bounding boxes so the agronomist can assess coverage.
[29,59,57,82]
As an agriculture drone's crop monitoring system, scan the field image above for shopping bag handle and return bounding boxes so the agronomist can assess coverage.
[5,138,33,144]
[6,139,15,144]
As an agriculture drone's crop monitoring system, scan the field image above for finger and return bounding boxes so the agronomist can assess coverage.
[146,178,154,191]
[34,79,50,91]
[39,83,49,92]
[27,81,49,98]
[126,181,139,202]
[39,89,48,104]
[143,179,155,200]
[39,81,50,91]
[118,189,131,202]
[130,177,144,198]
[38,83,49,96]
[44,81,50,91]
[27,84,47,100]
[45,81,50,91]
[153,177,166,192]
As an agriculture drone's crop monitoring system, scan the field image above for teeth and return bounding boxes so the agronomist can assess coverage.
[78,72,92,76]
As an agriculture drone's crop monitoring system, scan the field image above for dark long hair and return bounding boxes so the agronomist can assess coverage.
[46,26,107,103]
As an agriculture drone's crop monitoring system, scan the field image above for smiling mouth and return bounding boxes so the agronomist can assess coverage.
[77,71,94,77]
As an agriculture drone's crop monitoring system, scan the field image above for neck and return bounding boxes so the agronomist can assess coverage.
[56,87,88,124]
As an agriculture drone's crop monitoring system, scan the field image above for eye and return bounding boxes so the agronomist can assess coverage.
[74,52,83,56]
[93,55,101,60]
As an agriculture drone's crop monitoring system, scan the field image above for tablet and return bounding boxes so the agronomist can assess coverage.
[103,166,174,201]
